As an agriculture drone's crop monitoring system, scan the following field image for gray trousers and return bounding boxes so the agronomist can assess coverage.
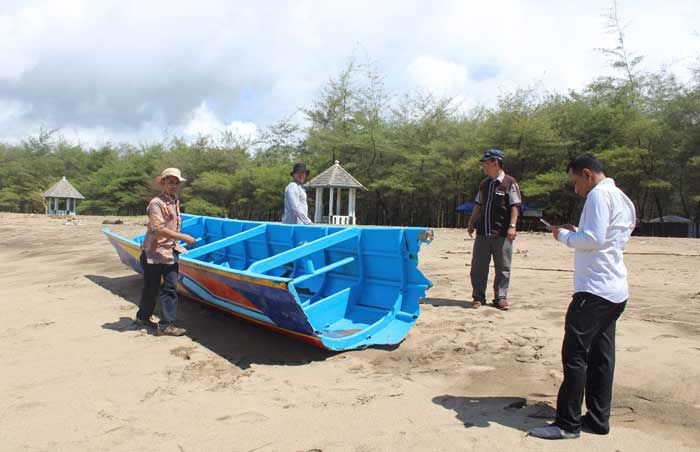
[470,234,513,302]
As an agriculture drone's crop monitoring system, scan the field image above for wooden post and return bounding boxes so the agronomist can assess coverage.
[349,189,356,224]
[329,187,335,224]
[314,188,323,223]
[336,188,342,216]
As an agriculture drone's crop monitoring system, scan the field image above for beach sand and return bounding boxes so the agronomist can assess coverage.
[1,212,699,452]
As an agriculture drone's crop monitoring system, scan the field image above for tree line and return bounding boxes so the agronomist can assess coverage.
[2,51,699,229]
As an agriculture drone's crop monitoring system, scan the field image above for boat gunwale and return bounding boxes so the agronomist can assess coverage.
[102,227,292,289]
[181,213,433,233]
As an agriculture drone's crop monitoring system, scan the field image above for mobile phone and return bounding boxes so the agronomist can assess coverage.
[539,218,553,228]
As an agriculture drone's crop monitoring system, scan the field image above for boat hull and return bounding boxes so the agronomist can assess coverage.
[103,215,432,350]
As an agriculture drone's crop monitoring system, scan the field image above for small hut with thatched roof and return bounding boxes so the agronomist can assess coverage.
[43,176,85,216]
[308,161,367,225]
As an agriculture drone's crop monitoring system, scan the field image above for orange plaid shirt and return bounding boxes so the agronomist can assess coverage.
[142,193,185,264]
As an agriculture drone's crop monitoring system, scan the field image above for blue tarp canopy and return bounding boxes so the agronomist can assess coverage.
[522,203,541,211]
[456,202,475,213]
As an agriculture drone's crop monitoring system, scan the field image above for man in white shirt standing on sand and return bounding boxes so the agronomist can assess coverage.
[282,163,313,225]
[529,154,636,440]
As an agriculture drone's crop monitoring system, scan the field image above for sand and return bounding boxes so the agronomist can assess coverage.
[0,212,699,452]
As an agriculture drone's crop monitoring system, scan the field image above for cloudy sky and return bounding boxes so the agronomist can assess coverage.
[1,0,698,147]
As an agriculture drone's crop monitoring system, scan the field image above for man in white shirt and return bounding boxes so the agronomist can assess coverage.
[282,163,313,225]
[529,154,636,440]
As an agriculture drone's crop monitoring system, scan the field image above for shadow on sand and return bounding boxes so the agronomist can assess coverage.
[421,297,471,309]
[432,395,556,432]
[86,273,333,369]
[421,298,505,310]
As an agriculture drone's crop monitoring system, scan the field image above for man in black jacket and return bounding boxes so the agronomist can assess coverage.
[467,149,522,310]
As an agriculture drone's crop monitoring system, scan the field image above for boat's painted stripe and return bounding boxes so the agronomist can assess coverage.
[179,275,273,324]
[179,258,288,290]
[177,283,326,349]
[178,265,263,313]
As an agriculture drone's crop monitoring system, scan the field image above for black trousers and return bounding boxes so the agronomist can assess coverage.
[555,292,626,433]
[136,252,179,327]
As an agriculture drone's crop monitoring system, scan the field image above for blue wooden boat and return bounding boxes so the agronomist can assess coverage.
[103,214,433,350]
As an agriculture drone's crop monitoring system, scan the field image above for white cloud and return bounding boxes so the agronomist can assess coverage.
[184,102,258,141]
[0,100,30,125]
[225,121,259,141]
[407,56,469,95]
[0,0,698,146]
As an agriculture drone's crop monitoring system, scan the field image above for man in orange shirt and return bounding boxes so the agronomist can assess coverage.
[134,168,196,336]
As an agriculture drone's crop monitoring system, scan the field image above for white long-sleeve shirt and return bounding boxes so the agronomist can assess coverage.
[282,181,313,225]
[557,178,636,303]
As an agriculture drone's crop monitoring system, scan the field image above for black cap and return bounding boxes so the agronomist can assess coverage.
[480,148,505,162]
[290,163,310,177]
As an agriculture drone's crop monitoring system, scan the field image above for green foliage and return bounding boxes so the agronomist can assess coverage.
[1,56,700,226]
[520,171,569,198]
[183,197,227,217]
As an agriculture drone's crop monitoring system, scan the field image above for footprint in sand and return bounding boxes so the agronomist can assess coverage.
[11,401,46,413]
[26,321,55,328]
[464,365,495,373]
[625,346,645,352]
[611,405,635,417]
[515,351,543,363]
[653,334,679,340]
[234,411,269,424]
[347,364,365,373]
[170,345,196,360]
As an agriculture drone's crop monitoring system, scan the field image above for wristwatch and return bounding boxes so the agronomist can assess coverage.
[509,224,516,228]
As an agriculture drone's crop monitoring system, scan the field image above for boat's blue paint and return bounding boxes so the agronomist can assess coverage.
[103,214,432,350]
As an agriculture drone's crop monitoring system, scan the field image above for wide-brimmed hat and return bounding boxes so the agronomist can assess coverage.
[290,163,310,177]
[480,148,505,162]
[157,167,187,183]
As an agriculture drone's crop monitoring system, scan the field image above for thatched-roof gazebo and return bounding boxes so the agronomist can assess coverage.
[308,161,367,225]
[43,176,85,216]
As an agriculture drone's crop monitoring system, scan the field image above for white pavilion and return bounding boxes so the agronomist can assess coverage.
[308,161,367,225]
[43,176,85,215]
